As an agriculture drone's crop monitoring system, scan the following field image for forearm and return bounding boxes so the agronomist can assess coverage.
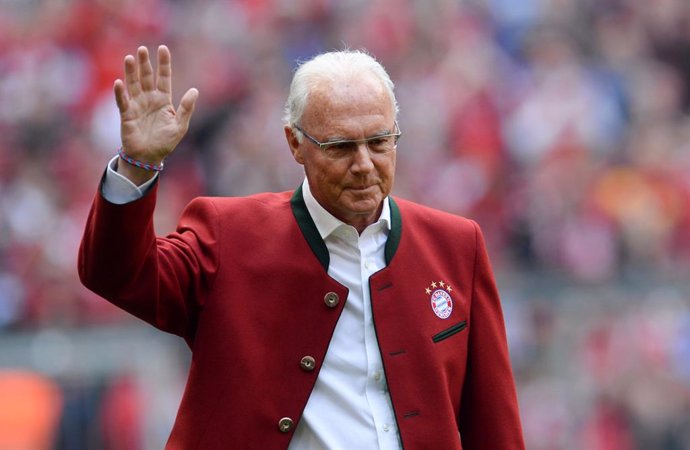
[78,185,218,338]
[78,183,192,335]
[79,181,159,301]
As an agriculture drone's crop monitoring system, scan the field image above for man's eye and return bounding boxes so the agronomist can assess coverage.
[368,137,394,152]
[328,142,356,152]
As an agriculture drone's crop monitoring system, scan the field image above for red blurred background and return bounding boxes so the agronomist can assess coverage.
[1,0,690,448]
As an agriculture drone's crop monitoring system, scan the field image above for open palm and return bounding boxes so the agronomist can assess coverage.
[114,46,198,165]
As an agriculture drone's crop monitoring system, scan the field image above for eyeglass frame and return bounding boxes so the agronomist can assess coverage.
[292,121,401,158]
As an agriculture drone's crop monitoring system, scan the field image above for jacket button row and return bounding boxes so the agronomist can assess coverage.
[300,355,316,371]
[278,417,294,433]
[324,292,339,308]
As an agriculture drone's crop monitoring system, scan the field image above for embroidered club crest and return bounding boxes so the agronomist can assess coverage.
[425,281,454,319]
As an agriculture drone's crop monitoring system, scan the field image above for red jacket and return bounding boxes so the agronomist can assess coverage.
[79,183,525,449]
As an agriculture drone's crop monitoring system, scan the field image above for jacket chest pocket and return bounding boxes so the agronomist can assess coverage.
[432,320,467,343]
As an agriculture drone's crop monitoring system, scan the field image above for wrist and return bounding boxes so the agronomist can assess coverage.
[117,147,165,172]
[114,154,158,186]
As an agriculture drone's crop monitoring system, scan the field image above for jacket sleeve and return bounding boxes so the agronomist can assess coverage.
[458,221,525,449]
[78,181,220,342]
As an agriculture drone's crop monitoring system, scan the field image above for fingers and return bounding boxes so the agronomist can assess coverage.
[123,46,158,97]
[156,45,172,95]
[118,44,197,134]
[176,88,199,132]
[113,79,129,113]
[123,53,140,98]
[138,46,155,91]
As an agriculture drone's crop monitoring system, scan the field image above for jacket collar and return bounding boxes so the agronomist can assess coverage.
[290,184,402,272]
[301,179,391,240]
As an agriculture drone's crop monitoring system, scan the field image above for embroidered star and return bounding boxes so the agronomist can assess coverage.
[431,281,437,288]
[439,281,445,288]
[447,285,453,292]
[425,288,431,295]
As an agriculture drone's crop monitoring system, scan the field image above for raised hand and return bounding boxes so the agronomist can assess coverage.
[114,45,198,183]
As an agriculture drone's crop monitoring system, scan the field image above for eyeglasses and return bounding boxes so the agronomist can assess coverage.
[293,121,401,160]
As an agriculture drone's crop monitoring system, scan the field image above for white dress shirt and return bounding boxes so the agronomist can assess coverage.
[288,180,401,450]
[101,161,402,449]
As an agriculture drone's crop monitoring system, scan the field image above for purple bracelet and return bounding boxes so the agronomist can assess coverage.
[117,147,165,172]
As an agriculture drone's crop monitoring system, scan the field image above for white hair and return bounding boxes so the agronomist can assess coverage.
[283,50,399,131]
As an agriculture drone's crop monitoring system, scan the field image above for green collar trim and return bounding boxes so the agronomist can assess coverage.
[385,197,402,265]
[291,184,330,271]
[290,186,402,271]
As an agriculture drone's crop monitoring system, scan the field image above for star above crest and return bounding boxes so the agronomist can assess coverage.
[425,280,454,295]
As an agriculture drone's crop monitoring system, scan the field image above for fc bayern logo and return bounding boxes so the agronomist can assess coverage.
[430,289,453,319]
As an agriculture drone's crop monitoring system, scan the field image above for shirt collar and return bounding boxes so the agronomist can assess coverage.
[301,178,391,239]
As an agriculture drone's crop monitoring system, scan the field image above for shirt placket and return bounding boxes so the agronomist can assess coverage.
[360,227,400,449]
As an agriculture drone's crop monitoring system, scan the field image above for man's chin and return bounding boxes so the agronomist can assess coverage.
[343,199,382,216]
[345,185,379,195]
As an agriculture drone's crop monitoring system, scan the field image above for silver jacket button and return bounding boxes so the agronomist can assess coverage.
[278,417,294,433]
[324,292,339,308]
[300,356,316,371]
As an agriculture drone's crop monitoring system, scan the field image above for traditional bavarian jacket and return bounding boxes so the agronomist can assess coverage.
[79,183,525,450]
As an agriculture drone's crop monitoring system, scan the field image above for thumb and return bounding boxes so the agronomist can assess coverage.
[176,88,199,132]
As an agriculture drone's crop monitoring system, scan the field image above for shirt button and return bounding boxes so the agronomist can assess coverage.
[300,356,316,371]
[373,371,382,381]
[383,424,390,432]
[278,417,294,433]
[324,292,339,308]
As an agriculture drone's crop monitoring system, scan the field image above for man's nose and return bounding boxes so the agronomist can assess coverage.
[350,143,375,172]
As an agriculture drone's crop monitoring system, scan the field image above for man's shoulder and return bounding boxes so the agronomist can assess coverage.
[393,196,477,231]
[189,191,294,213]
[178,191,295,230]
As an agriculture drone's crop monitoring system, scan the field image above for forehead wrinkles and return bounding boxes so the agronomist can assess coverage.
[302,74,392,129]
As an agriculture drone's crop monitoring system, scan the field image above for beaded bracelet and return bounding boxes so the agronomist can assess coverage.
[117,147,165,172]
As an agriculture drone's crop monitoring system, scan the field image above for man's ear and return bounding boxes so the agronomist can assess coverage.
[285,126,305,164]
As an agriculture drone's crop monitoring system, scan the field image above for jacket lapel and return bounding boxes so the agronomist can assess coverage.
[290,186,403,271]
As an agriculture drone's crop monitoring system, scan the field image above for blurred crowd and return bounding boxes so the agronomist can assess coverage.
[1,0,690,448]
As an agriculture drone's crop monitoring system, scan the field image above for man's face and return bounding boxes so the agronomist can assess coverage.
[285,74,397,232]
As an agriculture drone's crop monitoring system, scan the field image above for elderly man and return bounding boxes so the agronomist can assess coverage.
[79,45,525,449]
